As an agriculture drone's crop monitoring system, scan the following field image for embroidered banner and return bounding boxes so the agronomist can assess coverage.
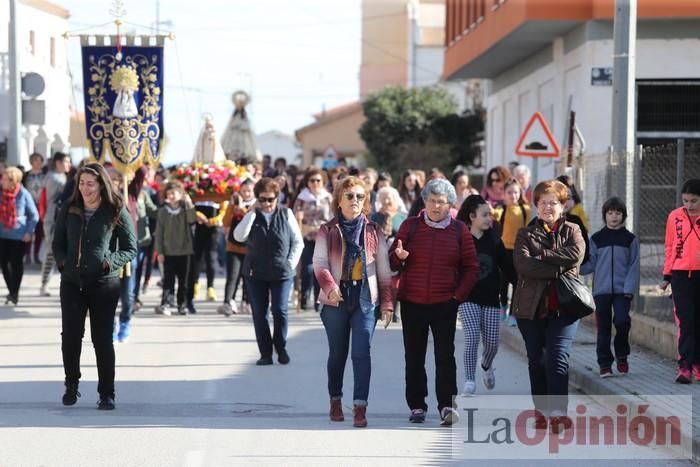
[81,39,163,172]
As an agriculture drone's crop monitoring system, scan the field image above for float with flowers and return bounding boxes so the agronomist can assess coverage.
[171,160,250,202]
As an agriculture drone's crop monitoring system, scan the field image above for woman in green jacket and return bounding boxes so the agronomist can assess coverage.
[52,163,137,411]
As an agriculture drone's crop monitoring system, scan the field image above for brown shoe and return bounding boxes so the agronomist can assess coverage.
[353,404,367,428]
[329,399,344,422]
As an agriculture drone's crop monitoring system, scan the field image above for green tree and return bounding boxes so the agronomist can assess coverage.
[359,86,483,174]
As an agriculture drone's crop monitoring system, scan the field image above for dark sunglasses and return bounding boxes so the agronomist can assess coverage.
[343,192,366,201]
[308,178,323,183]
[258,196,277,204]
[490,177,501,183]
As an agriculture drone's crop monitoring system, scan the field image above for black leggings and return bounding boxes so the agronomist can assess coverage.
[224,252,247,304]
[0,238,26,299]
[671,271,700,369]
[189,225,218,291]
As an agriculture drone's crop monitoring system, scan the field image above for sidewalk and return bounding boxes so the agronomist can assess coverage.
[499,318,700,463]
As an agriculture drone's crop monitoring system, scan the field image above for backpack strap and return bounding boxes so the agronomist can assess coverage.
[405,216,420,247]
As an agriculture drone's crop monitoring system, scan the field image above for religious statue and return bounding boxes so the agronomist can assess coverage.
[220,90,259,161]
[192,113,226,163]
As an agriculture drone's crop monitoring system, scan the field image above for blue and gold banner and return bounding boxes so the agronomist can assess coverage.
[81,39,163,172]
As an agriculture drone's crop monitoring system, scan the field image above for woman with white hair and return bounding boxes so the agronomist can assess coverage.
[389,178,479,426]
[371,186,407,243]
[512,164,533,203]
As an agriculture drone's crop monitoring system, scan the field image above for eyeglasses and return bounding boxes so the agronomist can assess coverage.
[308,178,323,183]
[538,200,561,208]
[426,198,449,207]
[343,192,366,201]
[258,196,277,204]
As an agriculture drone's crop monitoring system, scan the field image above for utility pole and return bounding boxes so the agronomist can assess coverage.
[611,0,637,232]
[8,0,24,166]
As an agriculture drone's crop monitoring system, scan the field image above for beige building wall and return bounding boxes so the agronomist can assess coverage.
[360,0,410,98]
[296,106,367,168]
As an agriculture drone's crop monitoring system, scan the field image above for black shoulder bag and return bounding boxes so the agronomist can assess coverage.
[556,273,595,319]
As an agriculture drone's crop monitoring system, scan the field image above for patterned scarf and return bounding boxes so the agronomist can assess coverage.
[339,213,365,279]
[423,211,452,229]
[0,184,20,229]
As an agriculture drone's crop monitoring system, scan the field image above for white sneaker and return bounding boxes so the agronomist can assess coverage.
[482,363,496,391]
[39,286,51,297]
[462,380,476,396]
[155,304,171,316]
[230,301,239,314]
[440,407,460,426]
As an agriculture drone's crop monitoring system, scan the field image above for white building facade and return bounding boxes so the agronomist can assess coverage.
[0,0,71,166]
[256,130,302,166]
[485,21,700,180]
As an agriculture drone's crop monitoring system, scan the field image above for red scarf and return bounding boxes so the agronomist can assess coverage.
[0,184,20,229]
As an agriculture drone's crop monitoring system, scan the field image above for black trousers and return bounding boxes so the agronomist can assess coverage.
[60,277,120,397]
[400,299,458,413]
[163,255,190,306]
[671,271,700,369]
[189,225,218,293]
[224,252,246,304]
[0,238,27,299]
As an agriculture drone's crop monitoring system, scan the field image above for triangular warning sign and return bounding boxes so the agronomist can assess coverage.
[515,112,560,158]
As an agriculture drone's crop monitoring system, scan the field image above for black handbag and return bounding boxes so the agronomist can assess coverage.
[556,274,595,319]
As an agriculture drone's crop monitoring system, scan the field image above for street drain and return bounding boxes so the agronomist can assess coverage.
[230,403,291,414]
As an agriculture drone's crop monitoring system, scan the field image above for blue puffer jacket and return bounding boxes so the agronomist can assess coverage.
[580,226,640,296]
[0,185,39,241]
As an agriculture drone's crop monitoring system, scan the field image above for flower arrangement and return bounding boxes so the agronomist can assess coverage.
[172,160,250,201]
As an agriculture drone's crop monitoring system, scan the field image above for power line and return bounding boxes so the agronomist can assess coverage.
[174,10,408,32]
[296,4,443,82]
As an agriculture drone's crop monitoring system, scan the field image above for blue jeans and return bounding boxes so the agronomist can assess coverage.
[517,314,579,416]
[246,277,294,358]
[320,282,377,405]
[119,257,139,324]
[594,294,631,368]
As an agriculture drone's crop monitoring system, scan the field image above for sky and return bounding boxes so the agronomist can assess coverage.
[60,0,362,164]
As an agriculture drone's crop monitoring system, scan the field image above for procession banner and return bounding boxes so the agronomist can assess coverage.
[81,37,164,172]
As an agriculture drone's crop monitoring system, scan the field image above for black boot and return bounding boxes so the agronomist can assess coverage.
[277,349,290,365]
[62,381,80,406]
[97,394,115,410]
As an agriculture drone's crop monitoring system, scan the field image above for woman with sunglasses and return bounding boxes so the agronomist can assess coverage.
[234,177,303,366]
[293,168,333,311]
[481,166,511,209]
[313,176,393,428]
[52,163,137,410]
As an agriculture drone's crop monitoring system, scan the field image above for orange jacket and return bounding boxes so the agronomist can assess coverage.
[663,207,700,278]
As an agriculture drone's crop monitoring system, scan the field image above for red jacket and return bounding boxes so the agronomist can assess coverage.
[389,216,479,304]
[663,207,700,278]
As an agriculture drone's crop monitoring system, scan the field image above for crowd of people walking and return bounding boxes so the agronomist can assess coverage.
[1,152,698,432]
